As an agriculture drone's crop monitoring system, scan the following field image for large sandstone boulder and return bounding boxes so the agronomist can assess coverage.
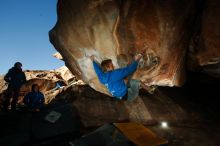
[49,0,201,95]
[50,0,220,95]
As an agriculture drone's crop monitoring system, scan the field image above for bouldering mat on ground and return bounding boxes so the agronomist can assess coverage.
[71,124,135,146]
[72,122,167,146]
[114,122,168,146]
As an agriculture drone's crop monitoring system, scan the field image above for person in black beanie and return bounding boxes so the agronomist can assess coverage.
[3,62,26,111]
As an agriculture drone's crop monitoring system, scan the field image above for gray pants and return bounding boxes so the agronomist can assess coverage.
[127,79,140,102]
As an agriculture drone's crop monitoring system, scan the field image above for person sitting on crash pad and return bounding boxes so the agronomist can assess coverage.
[23,84,45,111]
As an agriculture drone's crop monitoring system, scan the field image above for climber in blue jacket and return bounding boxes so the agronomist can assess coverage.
[90,53,143,101]
[24,84,45,111]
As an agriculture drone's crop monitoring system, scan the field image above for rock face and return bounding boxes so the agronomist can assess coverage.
[0,68,74,94]
[53,52,63,60]
[54,85,188,127]
[0,76,7,94]
[196,0,220,66]
[0,68,75,108]
[188,0,220,71]
[25,67,74,83]
[54,66,75,83]
[49,0,220,95]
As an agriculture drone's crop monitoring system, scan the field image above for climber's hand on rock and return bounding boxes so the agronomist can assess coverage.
[141,48,147,55]
[134,53,142,61]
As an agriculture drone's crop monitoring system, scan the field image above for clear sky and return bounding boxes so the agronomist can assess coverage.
[0,0,64,75]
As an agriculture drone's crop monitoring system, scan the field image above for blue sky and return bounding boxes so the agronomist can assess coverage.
[0,0,64,75]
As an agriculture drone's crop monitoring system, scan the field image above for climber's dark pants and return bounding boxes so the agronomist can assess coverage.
[3,86,20,111]
[122,79,140,102]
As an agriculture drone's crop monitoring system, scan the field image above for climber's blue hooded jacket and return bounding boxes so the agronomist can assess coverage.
[92,61,138,99]
[24,91,45,109]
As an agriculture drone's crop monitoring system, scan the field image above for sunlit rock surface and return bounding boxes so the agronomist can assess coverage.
[0,66,70,93]
[0,68,75,107]
[49,0,209,95]
[54,66,75,83]
[0,76,7,94]
[25,67,74,83]
[53,52,63,60]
